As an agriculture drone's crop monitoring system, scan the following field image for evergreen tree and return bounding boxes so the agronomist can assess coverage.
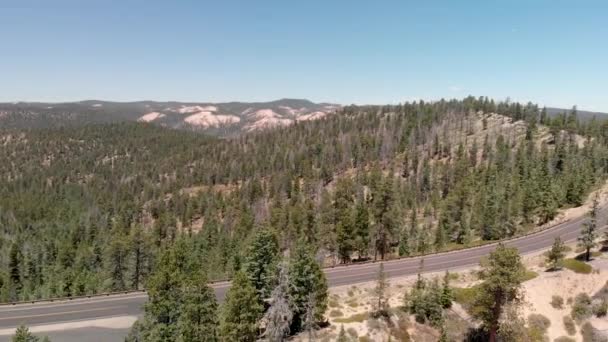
[8,242,22,301]
[372,263,389,317]
[578,195,599,261]
[440,271,453,309]
[176,271,220,342]
[288,240,328,333]
[546,236,566,270]
[220,271,263,342]
[11,325,44,342]
[473,244,525,342]
[353,201,370,260]
[134,240,218,341]
[245,228,279,301]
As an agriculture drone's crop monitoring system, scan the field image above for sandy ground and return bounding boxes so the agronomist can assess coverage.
[298,242,608,341]
[0,316,137,337]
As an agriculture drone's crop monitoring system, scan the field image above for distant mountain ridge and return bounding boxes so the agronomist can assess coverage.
[1,99,606,135]
[546,107,608,122]
[0,99,340,135]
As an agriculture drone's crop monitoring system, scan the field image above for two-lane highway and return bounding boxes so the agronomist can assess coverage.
[0,205,605,341]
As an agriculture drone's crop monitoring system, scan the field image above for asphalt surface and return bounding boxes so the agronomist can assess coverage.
[0,205,604,341]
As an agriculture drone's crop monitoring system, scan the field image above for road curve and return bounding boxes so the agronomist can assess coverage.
[0,205,605,337]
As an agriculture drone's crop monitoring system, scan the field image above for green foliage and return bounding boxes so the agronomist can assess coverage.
[563,259,592,274]
[473,244,525,340]
[523,270,539,282]
[440,271,453,309]
[244,228,279,301]
[220,271,263,342]
[452,285,480,314]
[405,277,445,327]
[11,326,47,342]
[593,299,608,318]
[2,98,608,303]
[546,236,567,270]
[578,195,600,262]
[132,240,219,341]
[288,240,328,333]
[571,293,593,323]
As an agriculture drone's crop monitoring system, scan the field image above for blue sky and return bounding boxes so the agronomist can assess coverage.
[1,0,607,111]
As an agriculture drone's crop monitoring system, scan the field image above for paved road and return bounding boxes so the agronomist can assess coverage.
[0,205,604,341]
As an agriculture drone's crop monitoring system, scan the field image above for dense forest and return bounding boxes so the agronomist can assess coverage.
[1,96,608,302]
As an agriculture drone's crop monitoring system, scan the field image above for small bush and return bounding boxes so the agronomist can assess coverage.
[334,312,370,323]
[593,299,608,317]
[347,327,358,338]
[580,322,603,342]
[358,336,371,342]
[563,316,576,336]
[330,309,344,317]
[563,258,592,274]
[551,295,564,309]
[554,337,576,342]
[528,313,551,334]
[571,293,593,322]
[329,299,341,308]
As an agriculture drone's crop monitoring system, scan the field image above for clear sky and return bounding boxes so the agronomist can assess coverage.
[1,0,607,111]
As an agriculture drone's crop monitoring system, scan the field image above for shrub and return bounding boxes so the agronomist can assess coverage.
[551,295,564,309]
[330,309,344,317]
[593,299,608,317]
[554,337,576,342]
[563,259,593,274]
[528,314,551,334]
[571,293,593,322]
[563,316,576,336]
[347,327,358,338]
[580,322,604,342]
[358,336,371,342]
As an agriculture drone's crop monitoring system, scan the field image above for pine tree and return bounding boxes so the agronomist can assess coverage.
[245,228,279,301]
[578,194,599,261]
[220,271,263,342]
[353,201,370,260]
[440,271,453,309]
[12,325,42,342]
[177,271,220,342]
[288,240,328,333]
[129,225,151,290]
[105,229,128,292]
[372,263,389,317]
[546,236,566,270]
[8,242,22,301]
[473,244,525,342]
[264,262,292,342]
[335,178,355,263]
[135,239,218,341]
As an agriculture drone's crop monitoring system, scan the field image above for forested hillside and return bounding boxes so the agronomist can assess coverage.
[1,97,607,302]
